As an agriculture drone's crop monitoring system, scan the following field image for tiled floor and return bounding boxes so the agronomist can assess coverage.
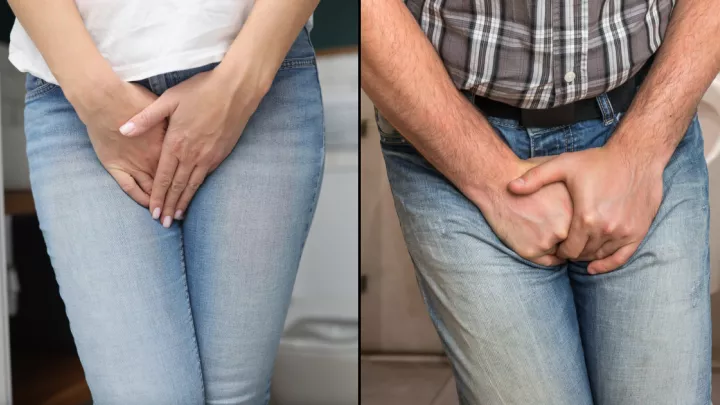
[361,359,458,405]
[362,358,720,405]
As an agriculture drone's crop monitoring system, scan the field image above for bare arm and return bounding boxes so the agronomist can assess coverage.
[361,0,575,266]
[606,0,720,169]
[212,0,320,99]
[8,0,122,109]
[360,0,520,201]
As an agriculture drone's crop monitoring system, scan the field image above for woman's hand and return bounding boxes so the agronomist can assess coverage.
[118,67,268,227]
[71,81,166,207]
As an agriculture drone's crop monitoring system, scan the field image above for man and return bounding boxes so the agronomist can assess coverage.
[361,0,720,404]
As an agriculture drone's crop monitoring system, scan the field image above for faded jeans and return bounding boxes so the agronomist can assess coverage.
[378,93,711,405]
[23,29,324,405]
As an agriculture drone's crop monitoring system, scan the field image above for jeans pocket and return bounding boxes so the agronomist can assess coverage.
[25,74,59,103]
[279,27,316,71]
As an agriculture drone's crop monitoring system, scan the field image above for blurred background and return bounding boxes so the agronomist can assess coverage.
[0,2,358,404]
[360,76,720,404]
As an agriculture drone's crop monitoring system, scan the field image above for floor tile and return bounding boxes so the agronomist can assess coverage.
[430,377,459,405]
[361,360,452,405]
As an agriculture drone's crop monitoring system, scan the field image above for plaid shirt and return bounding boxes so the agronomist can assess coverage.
[405,0,675,109]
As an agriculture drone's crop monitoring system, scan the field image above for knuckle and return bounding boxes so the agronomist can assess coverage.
[581,214,596,227]
[171,182,186,192]
[617,224,634,238]
[157,177,172,189]
[187,182,200,192]
[119,182,135,193]
[602,221,617,235]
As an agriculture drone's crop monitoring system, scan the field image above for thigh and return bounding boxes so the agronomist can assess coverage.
[380,139,593,405]
[24,80,204,404]
[570,117,711,405]
[181,43,324,404]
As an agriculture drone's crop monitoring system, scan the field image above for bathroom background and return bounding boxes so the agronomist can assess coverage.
[0,2,359,404]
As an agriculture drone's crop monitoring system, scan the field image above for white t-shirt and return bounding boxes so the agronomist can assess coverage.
[8,0,257,84]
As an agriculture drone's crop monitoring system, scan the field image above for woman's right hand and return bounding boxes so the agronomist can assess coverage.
[69,81,166,207]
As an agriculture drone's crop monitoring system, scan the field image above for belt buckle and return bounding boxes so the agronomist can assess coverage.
[520,103,576,128]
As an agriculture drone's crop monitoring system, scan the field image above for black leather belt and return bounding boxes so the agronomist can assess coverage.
[472,58,653,128]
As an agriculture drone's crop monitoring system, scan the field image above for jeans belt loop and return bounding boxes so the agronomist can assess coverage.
[596,93,616,126]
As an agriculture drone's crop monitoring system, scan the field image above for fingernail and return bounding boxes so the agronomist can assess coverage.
[162,216,172,228]
[152,207,161,220]
[512,178,525,185]
[119,122,135,136]
[174,210,183,220]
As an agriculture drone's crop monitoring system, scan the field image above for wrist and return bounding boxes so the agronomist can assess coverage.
[605,123,671,174]
[64,69,124,116]
[214,56,273,103]
[460,155,525,209]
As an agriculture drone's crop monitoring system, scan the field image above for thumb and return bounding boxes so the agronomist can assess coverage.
[507,157,567,194]
[119,94,178,137]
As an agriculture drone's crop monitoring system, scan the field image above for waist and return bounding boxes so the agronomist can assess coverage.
[468,58,653,128]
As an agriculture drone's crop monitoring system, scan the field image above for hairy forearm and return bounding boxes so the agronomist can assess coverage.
[607,0,720,169]
[360,0,519,197]
[214,0,319,98]
[8,0,120,103]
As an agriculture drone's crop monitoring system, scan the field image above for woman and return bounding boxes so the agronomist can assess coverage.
[8,0,324,403]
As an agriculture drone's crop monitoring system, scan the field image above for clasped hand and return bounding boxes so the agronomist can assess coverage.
[489,146,663,274]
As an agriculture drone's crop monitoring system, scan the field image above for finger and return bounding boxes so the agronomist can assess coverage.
[133,171,154,196]
[160,163,195,227]
[150,152,179,222]
[119,93,178,137]
[174,166,209,219]
[508,157,568,195]
[533,254,566,267]
[577,233,611,261]
[110,169,150,207]
[586,238,628,261]
[587,243,638,274]
[556,220,590,260]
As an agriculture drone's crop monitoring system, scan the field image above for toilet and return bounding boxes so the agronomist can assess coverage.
[700,75,720,295]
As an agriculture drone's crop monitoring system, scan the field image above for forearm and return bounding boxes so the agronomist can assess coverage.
[214,0,319,97]
[607,0,720,169]
[8,0,121,104]
[360,0,519,197]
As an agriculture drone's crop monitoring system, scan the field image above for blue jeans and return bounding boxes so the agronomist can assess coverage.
[378,94,711,405]
[23,30,324,404]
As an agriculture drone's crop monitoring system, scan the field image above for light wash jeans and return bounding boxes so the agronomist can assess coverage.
[22,29,324,404]
[378,92,711,405]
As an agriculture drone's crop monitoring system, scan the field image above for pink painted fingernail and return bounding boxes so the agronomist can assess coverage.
[162,216,172,228]
[119,122,135,136]
[174,210,183,220]
[152,207,161,220]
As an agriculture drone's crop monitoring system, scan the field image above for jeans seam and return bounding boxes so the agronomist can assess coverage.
[178,230,205,400]
[25,82,58,103]
[279,57,316,70]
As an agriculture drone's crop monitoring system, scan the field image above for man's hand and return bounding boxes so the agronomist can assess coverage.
[508,146,664,274]
[470,157,573,267]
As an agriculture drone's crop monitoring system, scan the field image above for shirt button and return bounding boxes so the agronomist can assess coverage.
[564,71,576,83]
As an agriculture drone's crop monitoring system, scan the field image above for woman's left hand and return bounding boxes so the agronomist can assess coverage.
[119,67,269,227]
